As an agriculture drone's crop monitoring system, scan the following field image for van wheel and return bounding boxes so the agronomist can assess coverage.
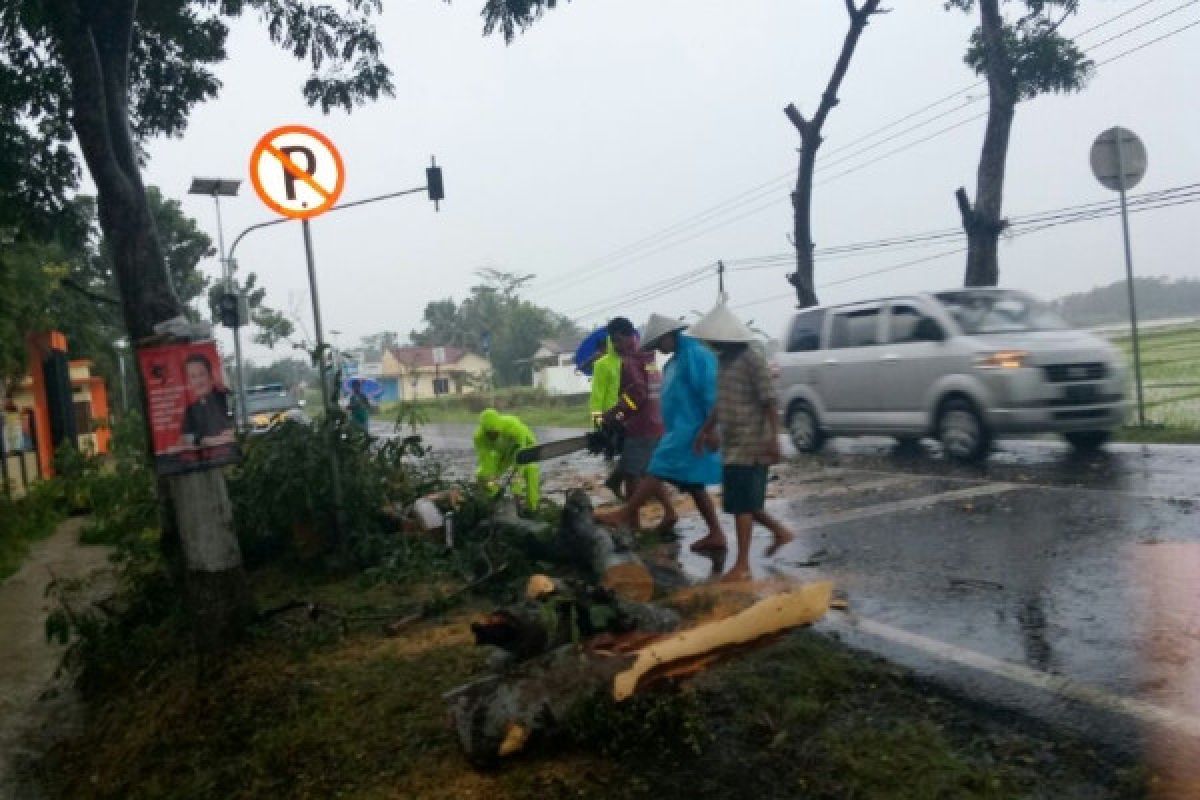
[788,402,825,453]
[937,397,990,462]
[1063,430,1111,451]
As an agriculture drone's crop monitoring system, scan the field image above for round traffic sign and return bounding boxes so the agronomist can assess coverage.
[249,125,345,219]
[1090,126,1147,192]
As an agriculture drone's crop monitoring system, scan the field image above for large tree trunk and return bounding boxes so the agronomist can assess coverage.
[786,0,883,309]
[50,0,253,648]
[789,146,820,309]
[957,0,1017,288]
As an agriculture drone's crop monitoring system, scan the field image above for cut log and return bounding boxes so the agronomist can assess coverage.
[610,581,833,701]
[559,488,653,602]
[447,581,833,764]
[444,644,635,767]
[470,577,681,662]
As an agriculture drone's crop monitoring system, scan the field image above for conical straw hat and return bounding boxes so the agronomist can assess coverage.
[689,301,756,343]
[639,313,688,351]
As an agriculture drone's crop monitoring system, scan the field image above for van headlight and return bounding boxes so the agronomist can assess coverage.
[976,350,1031,369]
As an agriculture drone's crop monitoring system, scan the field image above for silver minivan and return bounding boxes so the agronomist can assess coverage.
[774,288,1127,460]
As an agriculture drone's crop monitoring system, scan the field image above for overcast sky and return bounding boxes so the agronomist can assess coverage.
[137,0,1200,364]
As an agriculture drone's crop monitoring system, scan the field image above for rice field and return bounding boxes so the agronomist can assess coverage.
[1102,321,1200,430]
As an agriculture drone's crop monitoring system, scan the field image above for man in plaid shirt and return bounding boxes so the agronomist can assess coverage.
[692,303,793,580]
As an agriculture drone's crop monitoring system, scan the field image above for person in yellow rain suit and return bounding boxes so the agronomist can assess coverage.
[474,408,540,510]
[588,338,626,497]
[588,338,621,421]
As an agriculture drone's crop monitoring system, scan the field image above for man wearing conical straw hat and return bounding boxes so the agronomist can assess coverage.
[595,313,726,547]
[691,300,794,581]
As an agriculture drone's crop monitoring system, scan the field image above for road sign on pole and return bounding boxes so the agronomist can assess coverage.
[250,123,347,536]
[250,125,346,219]
[1090,126,1148,426]
[1090,127,1147,191]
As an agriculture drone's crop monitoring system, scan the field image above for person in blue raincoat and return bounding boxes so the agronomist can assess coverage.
[596,314,726,550]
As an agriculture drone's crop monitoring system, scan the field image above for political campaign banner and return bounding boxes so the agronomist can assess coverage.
[137,340,241,475]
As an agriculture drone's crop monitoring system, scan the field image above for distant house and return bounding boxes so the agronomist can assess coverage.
[379,346,491,402]
[531,336,590,396]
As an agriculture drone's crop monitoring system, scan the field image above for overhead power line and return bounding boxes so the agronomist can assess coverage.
[730,192,1200,313]
[570,182,1200,322]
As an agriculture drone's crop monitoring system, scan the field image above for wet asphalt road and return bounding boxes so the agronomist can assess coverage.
[380,422,1200,762]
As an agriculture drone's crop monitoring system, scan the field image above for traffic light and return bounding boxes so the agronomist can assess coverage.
[426,156,444,211]
[216,290,247,328]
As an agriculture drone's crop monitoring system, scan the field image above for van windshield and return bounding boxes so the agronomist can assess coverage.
[935,290,1069,335]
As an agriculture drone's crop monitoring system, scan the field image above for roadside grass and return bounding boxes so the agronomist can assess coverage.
[1104,322,1200,437]
[0,480,65,582]
[1113,424,1200,445]
[40,567,1147,800]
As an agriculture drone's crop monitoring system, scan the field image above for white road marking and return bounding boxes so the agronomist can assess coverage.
[834,613,1200,739]
[776,483,1020,531]
[786,468,852,484]
[791,475,919,498]
[810,463,1198,504]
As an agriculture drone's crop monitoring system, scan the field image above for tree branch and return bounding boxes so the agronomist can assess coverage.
[61,276,120,306]
[810,0,883,134]
[783,103,807,135]
[955,186,973,221]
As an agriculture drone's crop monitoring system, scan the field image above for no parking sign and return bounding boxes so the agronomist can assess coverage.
[249,125,345,219]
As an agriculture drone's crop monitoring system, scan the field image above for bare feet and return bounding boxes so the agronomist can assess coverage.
[721,564,752,583]
[765,528,795,557]
[690,533,728,553]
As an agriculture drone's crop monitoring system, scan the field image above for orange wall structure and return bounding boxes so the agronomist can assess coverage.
[6,332,111,480]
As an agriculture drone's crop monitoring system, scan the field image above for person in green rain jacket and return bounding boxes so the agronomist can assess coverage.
[588,339,621,418]
[588,338,626,496]
[474,408,540,510]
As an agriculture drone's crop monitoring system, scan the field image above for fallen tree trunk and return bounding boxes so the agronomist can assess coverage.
[445,581,833,765]
[558,488,653,601]
[444,644,635,767]
[471,575,681,663]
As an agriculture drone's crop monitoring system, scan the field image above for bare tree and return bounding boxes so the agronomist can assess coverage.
[949,0,1091,286]
[784,0,886,309]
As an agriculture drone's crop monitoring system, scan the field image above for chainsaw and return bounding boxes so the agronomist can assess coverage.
[515,417,622,465]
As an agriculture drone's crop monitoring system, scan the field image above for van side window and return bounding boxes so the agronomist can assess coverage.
[888,305,927,343]
[829,309,880,349]
[787,309,825,352]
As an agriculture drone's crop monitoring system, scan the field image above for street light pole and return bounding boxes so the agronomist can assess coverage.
[189,177,248,430]
[213,193,251,431]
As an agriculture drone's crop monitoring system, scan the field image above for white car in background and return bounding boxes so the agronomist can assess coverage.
[774,288,1127,460]
[242,383,308,434]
